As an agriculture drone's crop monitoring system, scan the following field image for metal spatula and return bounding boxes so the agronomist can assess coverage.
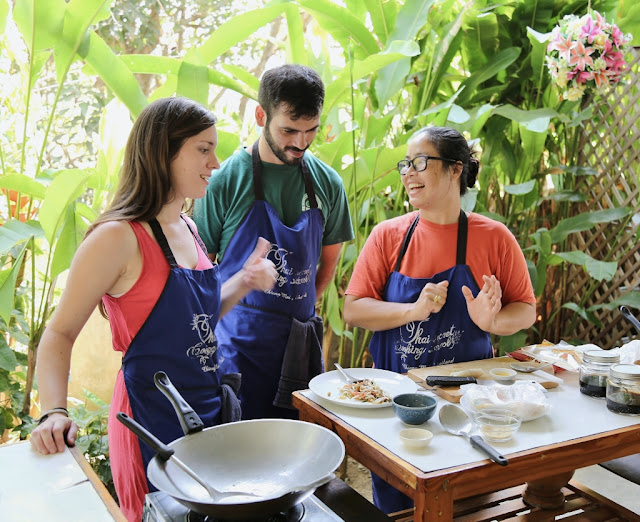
[510,361,554,373]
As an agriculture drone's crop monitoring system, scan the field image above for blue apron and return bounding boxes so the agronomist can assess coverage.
[370,210,493,513]
[216,141,324,420]
[122,218,239,491]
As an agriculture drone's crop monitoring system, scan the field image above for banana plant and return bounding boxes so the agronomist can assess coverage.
[308,0,554,364]
[0,0,141,418]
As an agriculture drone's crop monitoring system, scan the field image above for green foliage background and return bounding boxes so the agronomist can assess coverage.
[1,0,639,494]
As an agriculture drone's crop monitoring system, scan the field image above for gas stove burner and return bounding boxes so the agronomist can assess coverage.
[143,491,343,522]
[186,502,304,522]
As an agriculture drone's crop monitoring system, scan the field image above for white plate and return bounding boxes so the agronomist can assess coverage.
[309,368,418,409]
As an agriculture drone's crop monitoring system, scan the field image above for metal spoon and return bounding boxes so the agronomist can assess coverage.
[117,412,260,501]
[438,404,508,466]
[510,361,554,373]
[334,363,365,383]
[620,305,640,335]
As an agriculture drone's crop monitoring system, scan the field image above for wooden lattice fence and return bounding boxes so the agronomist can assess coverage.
[562,47,640,348]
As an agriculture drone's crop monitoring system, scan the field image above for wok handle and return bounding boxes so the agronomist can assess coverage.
[116,412,174,461]
[154,371,204,435]
[470,435,509,466]
[620,306,640,335]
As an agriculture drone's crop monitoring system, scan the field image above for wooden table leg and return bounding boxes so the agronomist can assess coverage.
[522,470,575,509]
[413,478,453,521]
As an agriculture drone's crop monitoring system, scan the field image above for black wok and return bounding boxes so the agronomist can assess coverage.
[118,371,345,518]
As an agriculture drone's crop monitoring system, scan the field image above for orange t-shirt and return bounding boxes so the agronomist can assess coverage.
[346,211,535,306]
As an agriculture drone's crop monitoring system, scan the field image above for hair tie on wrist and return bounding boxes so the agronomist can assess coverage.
[38,407,69,425]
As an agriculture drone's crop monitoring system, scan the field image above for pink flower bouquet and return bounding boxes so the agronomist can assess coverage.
[546,11,632,101]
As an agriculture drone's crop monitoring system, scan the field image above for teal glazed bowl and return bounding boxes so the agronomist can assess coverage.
[392,393,437,425]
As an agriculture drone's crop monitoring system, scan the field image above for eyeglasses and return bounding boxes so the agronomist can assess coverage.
[397,155,458,175]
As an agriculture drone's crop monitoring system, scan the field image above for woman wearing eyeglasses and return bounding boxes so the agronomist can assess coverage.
[343,126,536,514]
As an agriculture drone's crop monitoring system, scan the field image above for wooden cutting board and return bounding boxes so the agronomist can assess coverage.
[407,356,561,403]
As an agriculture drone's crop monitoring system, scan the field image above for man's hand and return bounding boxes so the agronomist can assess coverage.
[242,237,277,292]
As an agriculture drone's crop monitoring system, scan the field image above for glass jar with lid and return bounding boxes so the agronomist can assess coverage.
[606,364,640,415]
[579,349,620,398]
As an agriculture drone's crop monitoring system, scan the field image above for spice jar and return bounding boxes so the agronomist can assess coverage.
[579,349,620,398]
[606,364,640,415]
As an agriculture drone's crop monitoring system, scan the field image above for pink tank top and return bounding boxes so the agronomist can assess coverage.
[106,219,213,522]
[102,220,212,354]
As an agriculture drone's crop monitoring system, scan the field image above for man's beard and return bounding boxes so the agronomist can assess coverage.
[263,123,305,166]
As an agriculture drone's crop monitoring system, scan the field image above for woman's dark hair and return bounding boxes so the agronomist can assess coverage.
[258,64,324,120]
[410,126,479,196]
[91,97,216,317]
[90,97,217,233]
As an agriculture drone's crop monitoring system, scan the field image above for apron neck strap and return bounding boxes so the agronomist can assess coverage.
[394,214,421,272]
[149,218,178,268]
[149,216,204,268]
[251,141,265,201]
[251,140,318,209]
[456,210,468,265]
[394,210,468,272]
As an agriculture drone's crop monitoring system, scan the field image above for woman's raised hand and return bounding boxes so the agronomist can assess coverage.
[414,280,449,321]
[462,274,502,332]
[242,237,277,292]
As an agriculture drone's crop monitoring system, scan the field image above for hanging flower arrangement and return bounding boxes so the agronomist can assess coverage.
[546,11,632,101]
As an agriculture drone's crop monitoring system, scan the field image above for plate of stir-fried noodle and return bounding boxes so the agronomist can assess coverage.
[309,368,418,408]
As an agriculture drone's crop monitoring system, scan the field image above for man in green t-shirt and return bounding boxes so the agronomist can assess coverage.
[193,64,354,419]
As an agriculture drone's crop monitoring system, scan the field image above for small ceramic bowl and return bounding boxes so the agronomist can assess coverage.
[399,428,433,449]
[475,407,522,442]
[392,393,437,425]
[489,368,517,381]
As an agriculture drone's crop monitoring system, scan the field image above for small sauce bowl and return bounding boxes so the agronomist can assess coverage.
[489,368,517,381]
[475,407,522,442]
[399,428,433,449]
[392,393,437,425]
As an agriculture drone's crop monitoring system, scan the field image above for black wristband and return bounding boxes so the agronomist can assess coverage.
[37,407,69,425]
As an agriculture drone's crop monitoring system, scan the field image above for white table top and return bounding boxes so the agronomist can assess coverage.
[0,441,116,521]
[301,371,640,473]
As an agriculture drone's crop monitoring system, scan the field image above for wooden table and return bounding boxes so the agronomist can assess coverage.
[293,370,640,521]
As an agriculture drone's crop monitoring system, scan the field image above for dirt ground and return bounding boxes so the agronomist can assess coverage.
[341,456,373,502]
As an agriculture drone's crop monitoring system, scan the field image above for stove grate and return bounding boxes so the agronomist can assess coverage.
[143,491,342,522]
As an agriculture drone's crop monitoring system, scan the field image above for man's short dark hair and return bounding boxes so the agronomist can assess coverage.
[258,64,325,120]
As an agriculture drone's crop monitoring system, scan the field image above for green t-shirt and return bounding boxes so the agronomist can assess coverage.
[192,148,354,259]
